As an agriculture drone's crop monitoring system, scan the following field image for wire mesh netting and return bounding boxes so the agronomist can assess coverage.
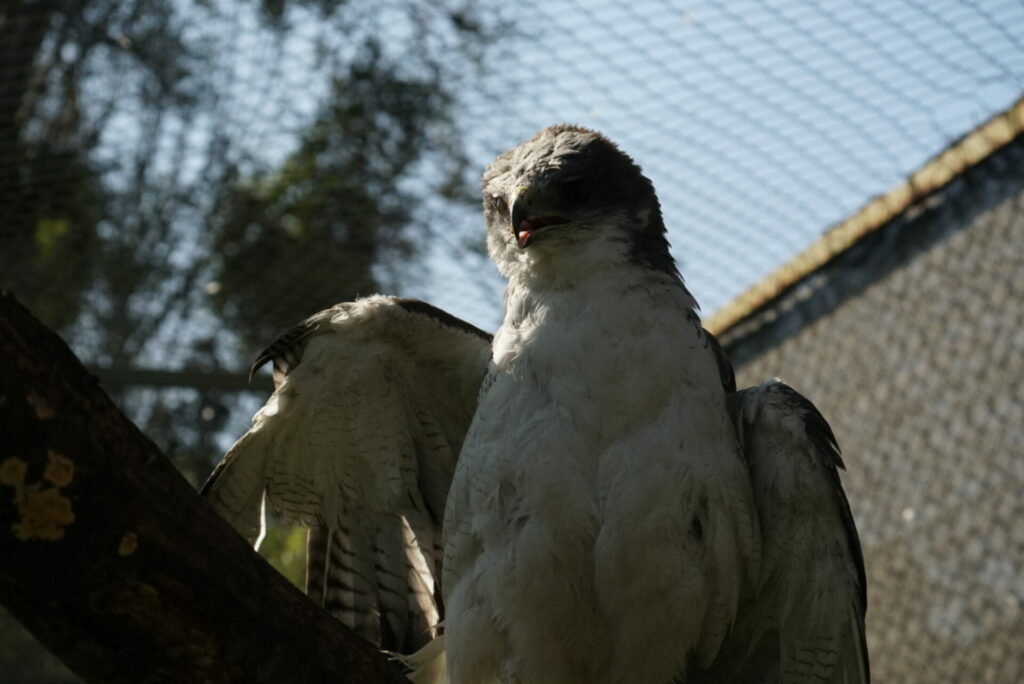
[1,0,1023,680]
[721,134,1024,682]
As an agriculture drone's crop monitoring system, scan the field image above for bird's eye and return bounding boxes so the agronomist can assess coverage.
[558,178,592,206]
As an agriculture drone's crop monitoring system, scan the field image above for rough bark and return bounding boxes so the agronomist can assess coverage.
[0,291,408,683]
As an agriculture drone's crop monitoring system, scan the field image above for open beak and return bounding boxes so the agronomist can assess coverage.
[510,199,569,249]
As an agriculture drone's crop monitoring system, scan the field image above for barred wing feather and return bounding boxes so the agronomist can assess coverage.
[202,295,491,652]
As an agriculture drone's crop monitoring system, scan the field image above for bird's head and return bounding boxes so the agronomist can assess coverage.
[482,125,680,285]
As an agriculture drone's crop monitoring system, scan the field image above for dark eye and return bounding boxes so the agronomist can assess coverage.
[559,177,592,206]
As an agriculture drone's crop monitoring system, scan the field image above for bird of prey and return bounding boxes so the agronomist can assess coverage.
[203,125,868,684]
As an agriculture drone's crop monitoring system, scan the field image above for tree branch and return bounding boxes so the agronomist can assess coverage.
[0,291,408,683]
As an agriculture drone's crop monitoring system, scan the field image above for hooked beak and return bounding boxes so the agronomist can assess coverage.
[510,198,570,249]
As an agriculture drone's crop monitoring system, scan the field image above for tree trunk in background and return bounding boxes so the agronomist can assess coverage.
[0,291,408,684]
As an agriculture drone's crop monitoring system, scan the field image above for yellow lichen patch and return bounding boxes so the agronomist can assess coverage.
[2,454,76,541]
[43,450,74,487]
[0,457,27,486]
[118,531,139,556]
[25,391,55,419]
[12,487,75,541]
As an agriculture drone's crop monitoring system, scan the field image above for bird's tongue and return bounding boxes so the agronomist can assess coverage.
[516,215,567,248]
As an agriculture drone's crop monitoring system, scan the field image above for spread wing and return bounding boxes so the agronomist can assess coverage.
[202,295,492,652]
[696,358,869,682]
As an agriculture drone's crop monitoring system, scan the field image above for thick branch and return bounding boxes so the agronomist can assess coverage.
[0,291,407,683]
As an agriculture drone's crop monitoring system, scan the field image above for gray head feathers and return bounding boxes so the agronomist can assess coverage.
[482,125,681,282]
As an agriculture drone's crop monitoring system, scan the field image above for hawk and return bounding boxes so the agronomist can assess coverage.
[203,125,868,683]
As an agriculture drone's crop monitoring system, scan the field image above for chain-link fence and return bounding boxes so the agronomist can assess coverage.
[2,0,1023,681]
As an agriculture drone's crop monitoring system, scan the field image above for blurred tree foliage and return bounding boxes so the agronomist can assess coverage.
[0,0,501,679]
[2,0,226,487]
[210,39,448,347]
